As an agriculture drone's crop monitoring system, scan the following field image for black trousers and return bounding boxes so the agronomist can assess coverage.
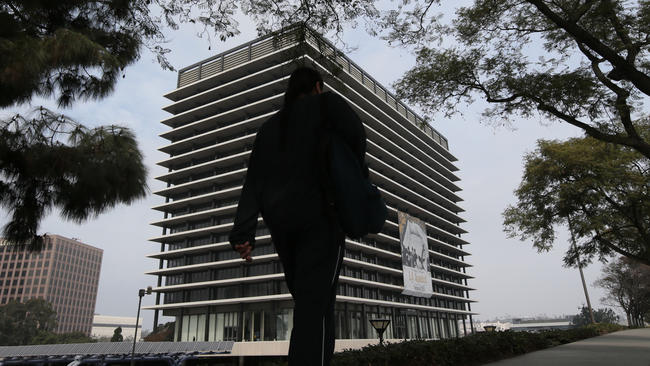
[271,215,345,366]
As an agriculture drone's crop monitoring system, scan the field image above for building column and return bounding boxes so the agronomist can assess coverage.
[238,303,244,342]
[462,317,467,337]
[343,301,351,339]
[403,310,410,340]
[435,312,442,339]
[425,311,432,339]
[205,306,211,341]
[177,308,184,342]
[361,303,367,339]
[390,307,396,339]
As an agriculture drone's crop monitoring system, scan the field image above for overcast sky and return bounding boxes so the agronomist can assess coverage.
[1,4,617,332]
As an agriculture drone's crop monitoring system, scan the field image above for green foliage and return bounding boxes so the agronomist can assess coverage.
[584,322,626,334]
[383,0,650,159]
[1,1,377,109]
[31,331,95,345]
[111,326,124,342]
[0,1,380,250]
[571,306,620,327]
[0,0,159,108]
[331,327,614,366]
[596,257,650,327]
[144,321,175,342]
[0,298,57,346]
[503,130,650,266]
[0,108,147,250]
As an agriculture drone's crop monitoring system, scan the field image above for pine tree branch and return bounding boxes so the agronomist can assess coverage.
[4,1,29,27]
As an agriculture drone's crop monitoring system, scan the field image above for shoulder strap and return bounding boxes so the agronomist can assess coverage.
[318,94,336,213]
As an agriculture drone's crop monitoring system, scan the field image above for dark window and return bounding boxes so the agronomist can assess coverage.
[248,262,274,277]
[216,285,240,299]
[215,266,242,280]
[244,282,273,297]
[190,271,210,283]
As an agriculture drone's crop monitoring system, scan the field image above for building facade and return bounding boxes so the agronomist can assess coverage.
[146,27,475,342]
[0,234,103,335]
[91,315,143,340]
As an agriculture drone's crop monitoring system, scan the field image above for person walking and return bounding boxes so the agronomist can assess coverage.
[229,66,366,365]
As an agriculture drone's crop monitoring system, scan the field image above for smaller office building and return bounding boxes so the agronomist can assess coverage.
[0,234,103,335]
[91,315,143,340]
[510,317,572,332]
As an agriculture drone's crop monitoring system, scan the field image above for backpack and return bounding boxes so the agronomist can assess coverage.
[319,94,387,239]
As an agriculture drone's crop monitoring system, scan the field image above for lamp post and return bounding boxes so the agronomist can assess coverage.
[483,325,497,332]
[369,318,390,346]
[131,286,152,366]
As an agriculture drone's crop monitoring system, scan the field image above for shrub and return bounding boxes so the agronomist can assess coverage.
[331,325,618,366]
[584,323,625,334]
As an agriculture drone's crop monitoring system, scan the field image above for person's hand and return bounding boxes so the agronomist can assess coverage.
[234,241,253,262]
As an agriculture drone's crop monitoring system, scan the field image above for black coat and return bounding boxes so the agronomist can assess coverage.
[229,91,366,249]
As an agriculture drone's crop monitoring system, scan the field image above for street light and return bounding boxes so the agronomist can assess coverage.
[131,286,152,366]
[369,318,390,346]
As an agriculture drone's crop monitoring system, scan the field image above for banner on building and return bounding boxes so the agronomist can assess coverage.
[398,212,433,298]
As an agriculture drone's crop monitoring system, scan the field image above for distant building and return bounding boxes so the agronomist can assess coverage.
[0,234,103,335]
[465,316,573,335]
[91,315,143,340]
[510,317,572,332]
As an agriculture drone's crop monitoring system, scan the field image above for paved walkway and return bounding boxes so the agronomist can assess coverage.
[484,328,650,366]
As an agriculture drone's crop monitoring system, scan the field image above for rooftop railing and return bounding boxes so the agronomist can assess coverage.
[176,26,449,151]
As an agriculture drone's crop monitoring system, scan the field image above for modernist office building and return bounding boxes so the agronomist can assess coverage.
[0,234,103,335]
[146,27,474,342]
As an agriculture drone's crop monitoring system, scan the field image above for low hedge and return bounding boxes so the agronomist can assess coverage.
[331,326,620,366]
[584,322,625,334]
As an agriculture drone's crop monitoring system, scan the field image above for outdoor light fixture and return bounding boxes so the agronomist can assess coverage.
[369,318,390,346]
[131,286,153,366]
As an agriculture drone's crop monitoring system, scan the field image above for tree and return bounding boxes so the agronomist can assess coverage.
[0,1,373,250]
[111,326,124,342]
[144,321,175,342]
[0,299,57,346]
[571,305,620,327]
[382,1,650,160]
[0,0,158,250]
[596,257,650,327]
[0,109,148,250]
[31,331,95,345]
[503,130,650,266]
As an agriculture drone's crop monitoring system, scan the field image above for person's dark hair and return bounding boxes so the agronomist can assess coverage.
[283,66,323,111]
[278,66,323,148]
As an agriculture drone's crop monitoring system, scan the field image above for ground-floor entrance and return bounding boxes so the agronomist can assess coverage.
[168,301,463,342]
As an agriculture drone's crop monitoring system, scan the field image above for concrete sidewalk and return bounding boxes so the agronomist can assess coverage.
[483,328,650,366]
